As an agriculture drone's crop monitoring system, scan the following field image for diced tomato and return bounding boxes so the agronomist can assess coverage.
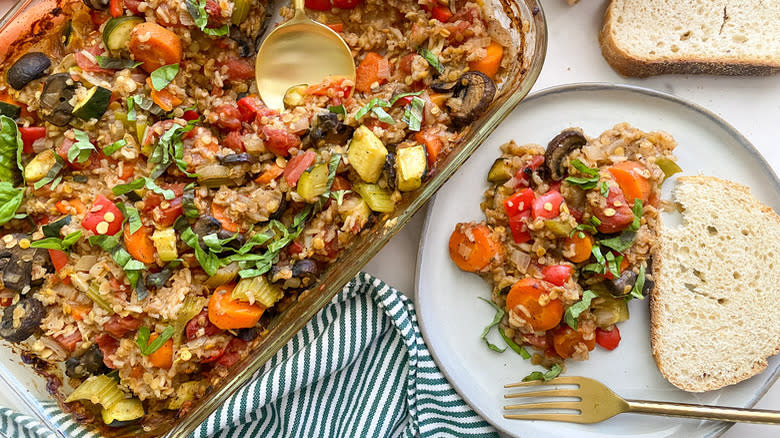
[503,188,534,217]
[57,139,84,169]
[603,256,629,280]
[263,126,301,157]
[205,0,221,16]
[82,195,124,236]
[552,325,595,359]
[515,155,545,186]
[182,110,199,121]
[95,334,119,368]
[430,6,454,22]
[524,333,549,349]
[392,95,414,108]
[221,58,254,81]
[215,338,247,367]
[237,95,265,122]
[399,53,416,75]
[90,10,111,26]
[19,126,45,154]
[414,129,443,167]
[185,309,222,341]
[213,104,242,130]
[152,197,183,228]
[569,207,584,223]
[594,186,635,234]
[104,315,142,338]
[223,130,245,152]
[331,175,351,191]
[55,330,82,353]
[305,0,332,10]
[508,210,531,244]
[541,264,574,286]
[74,47,112,74]
[143,183,184,212]
[48,249,69,272]
[595,326,621,350]
[355,52,391,93]
[124,0,142,14]
[200,348,225,363]
[305,77,354,105]
[109,0,123,18]
[288,239,304,254]
[284,150,317,185]
[532,190,564,220]
[326,23,344,32]
[332,0,361,8]
[0,298,12,307]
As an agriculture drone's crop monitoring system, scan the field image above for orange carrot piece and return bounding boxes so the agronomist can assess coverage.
[608,161,651,204]
[211,203,240,233]
[207,284,265,330]
[146,78,182,112]
[55,199,87,216]
[123,224,156,264]
[147,333,173,369]
[70,304,93,321]
[129,22,183,73]
[563,232,593,263]
[448,222,500,272]
[254,163,284,185]
[415,129,443,166]
[506,278,563,331]
[469,41,503,79]
[355,52,391,93]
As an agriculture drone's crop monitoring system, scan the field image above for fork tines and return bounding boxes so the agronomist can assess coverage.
[503,377,585,422]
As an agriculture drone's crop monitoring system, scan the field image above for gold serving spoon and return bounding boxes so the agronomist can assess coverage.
[255,0,356,110]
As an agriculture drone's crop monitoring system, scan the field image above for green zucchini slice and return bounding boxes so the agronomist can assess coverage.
[72,86,111,121]
[103,16,143,53]
[0,101,21,119]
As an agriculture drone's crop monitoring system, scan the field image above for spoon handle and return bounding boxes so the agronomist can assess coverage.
[294,0,305,13]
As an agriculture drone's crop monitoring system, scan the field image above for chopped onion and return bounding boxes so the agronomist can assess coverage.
[509,249,531,272]
[40,336,68,361]
[74,255,98,272]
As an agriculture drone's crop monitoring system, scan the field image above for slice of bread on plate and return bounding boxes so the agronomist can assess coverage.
[650,175,780,392]
[599,0,780,77]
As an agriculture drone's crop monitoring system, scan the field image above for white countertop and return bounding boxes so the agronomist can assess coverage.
[366,1,779,437]
[0,0,777,436]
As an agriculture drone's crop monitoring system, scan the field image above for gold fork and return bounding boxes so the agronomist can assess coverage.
[504,376,780,424]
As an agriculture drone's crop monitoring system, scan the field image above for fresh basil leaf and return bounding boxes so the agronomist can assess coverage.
[113,178,146,196]
[96,56,142,70]
[630,264,646,300]
[144,178,176,200]
[477,297,507,353]
[600,181,609,197]
[328,104,346,116]
[401,96,425,132]
[181,227,220,276]
[330,189,350,206]
[0,182,23,225]
[590,216,601,226]
[606,252,623,279]
[135,326,150,354]
[127,96,136,121]
[88,234,121,252]
[570,223,597,236]
[629,198,642,231]
[417,47,444,74]
[30,230,82,251]
[144,325,174,354]
[186,0,229,36]
[69,130,96,164]
[388,91,424,106]
[103,139,127,155]
[355,98,390,121]
[33,155,65,190]
[565,175,599,190]
[522,363,563,382]
[570,159,599,177]
[121,203,143,234]
[371,107,394,124]
[132,94,165,116]
[150,119,198,177]
[598,230,636,253]
[42,215,71,238]
[498,326,530,359]
[182,183,198,218]
[0,116,23,185]
[150,64,179,91]
[564,289,597,329]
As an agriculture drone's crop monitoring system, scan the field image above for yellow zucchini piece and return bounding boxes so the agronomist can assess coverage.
[24,150,58,183]
[353,183,394,213]
[347,125,387,183]
[395,145,427,192]
[151,228,177,262]
[101,397,144,425]
[297,163,329,202]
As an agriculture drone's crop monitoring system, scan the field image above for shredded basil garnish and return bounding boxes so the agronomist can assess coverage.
[522,363,563,382]
[30,230,82,251]
[402,96,425,132]
[477,297,507,353]
[498,326,530,359]
[150,64,179,91]
[68,130,96,164]
[96,56,142,70]
[136,325,175,355]
[417,47,444,74]
[630,264,646,300]
[185,0,229,36]
[564,289,597,329]
[103,139,127,155]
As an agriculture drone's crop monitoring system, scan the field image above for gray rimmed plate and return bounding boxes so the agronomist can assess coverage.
[415,83,780,438]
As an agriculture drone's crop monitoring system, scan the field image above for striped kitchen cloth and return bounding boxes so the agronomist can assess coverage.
[0,273,498,438]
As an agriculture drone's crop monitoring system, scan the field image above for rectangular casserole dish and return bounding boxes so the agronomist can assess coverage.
[0,0,547,436]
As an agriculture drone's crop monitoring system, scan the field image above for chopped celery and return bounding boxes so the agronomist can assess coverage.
[86,281,113,314]
[347,125,388,183]
[655,157,682,181]
[297,163,329,202]
[338,196,371,228]
[205,262,240,288]
[172,295,207,345]
[544,219,573,237]
[66,375,125,409]
[151,228,178,261]
[353,183,395,213]
[101,398,144,425]
[232,275,283,307]
[231,0,251,24]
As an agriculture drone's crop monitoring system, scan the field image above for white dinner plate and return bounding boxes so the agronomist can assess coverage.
[415,83,780,438]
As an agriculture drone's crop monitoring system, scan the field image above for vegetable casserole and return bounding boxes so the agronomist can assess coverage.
[449,124,682,379]
[0,0,520,431]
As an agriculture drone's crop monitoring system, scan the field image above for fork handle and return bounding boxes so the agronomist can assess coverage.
[625,400,780,425]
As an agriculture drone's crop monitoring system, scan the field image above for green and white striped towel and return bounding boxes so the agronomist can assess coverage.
[1,273,498,438]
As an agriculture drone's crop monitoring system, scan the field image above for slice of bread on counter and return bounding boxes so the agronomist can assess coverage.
[600,0,780,77]
[650,176,780,392]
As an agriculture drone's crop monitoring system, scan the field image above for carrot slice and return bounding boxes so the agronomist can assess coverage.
[448,223,500,272]
[355,52,391,93]
[146,78,182,112]
[147,333,173,369]
[211,203,240,233]
[608,161,651,204]
[505,278,563,331]
[208,284,265,330]
[414,129,443,167]
[129,22,183,73]
[563,232,593,263]
[123,224,155,264]
[254,163,284,185]
[55,199,87,216]
[469,41,503,79]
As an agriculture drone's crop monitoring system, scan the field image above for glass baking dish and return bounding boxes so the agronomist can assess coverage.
[0,0,547,436]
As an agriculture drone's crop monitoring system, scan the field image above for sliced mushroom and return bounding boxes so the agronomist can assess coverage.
[436,71,496,128]
[0,297,44,343]
[0,234,52,294]
[65,344,107,379]
[219,153,254,166]
[269,259,319,289]
[607,270,637,297]
[309,113,355,147]
[544,129,587,181]
[6,52,51,90]
[40,73,77,127]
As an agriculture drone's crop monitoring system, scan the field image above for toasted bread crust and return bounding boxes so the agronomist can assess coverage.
[599,2,780,77]
[650,176,780,392]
